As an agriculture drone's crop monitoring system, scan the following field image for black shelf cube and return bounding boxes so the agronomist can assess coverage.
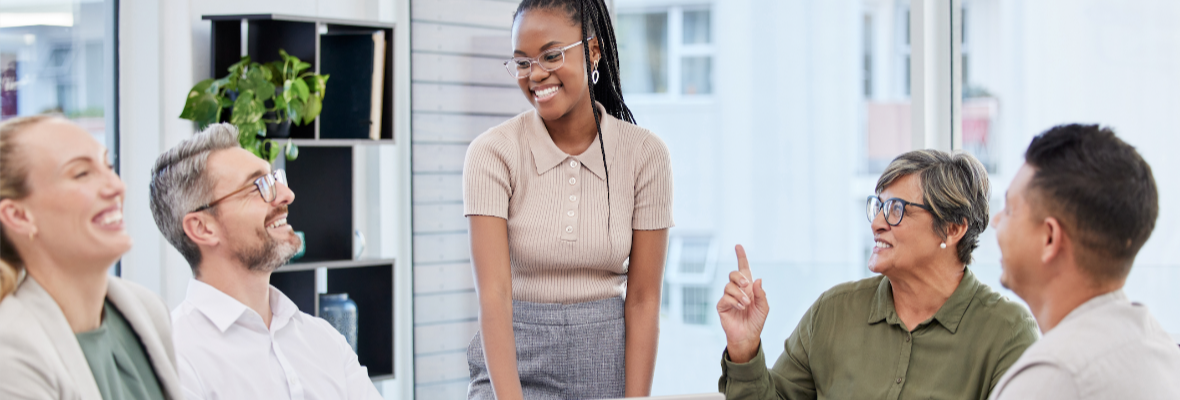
[284,146,352,262]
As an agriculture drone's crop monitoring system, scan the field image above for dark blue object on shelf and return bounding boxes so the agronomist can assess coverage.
[319,293,359,353]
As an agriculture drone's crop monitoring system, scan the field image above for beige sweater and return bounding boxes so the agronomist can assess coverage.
[463,104,674,303]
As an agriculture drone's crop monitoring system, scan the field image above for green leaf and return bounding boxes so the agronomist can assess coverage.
[238,124,259,149]
[229,90,266,125]
[284,140,299,161]
[294,61,311,74]
[217,96,234,108]
[301,96,322,125]
[311,74,329,95]
[191,94,222,128]
[291,78,310,102]
[228,55,251,76]
[286,99,304,125]
[180,79,216,119]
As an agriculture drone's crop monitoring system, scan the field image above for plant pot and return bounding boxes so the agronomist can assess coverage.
[265,114,292,138]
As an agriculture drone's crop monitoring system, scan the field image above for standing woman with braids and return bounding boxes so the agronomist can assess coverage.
[462,0,674,398]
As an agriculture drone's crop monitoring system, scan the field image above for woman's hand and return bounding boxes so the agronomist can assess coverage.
[716,244,769,363]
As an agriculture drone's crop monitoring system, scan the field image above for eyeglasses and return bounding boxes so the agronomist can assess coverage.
[193,169,287,213]
[866,195,933,226]
[504,37,593,79]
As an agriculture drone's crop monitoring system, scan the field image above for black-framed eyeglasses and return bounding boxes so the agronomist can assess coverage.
[866,195,933,226]
[504,37,594,79]
[193,169,287,213]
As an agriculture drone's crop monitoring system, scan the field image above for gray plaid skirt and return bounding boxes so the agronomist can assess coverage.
[467,297,625,399]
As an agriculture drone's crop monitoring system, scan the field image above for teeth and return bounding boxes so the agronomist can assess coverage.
[534,86,559,98]
[875,241,892,249]
[100,210,123,225]
[267,218,288,229]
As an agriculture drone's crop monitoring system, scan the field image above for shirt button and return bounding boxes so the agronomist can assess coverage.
[567,210,575,217]
[569,195,577,202]
[565,226,573,233]
[896,377,902,384]
[905,336,910,342]
[570,160,579,168]
[569,177,576,185]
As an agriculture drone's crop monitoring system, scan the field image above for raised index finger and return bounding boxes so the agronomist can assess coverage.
[735,244,752,279]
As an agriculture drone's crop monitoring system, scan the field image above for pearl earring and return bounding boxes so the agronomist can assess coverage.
[940,242,947,249]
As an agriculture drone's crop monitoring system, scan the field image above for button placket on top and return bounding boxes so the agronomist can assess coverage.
[561,157,581,241]
[887,328,914,399]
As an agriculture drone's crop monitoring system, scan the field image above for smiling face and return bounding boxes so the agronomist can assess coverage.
[204,148,299,272]
[868,174,946,276]
[15,119,130,268]
[511,8,601,122]
[993,163,1045,296]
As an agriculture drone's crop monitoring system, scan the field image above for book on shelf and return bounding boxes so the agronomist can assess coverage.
[319,30,386,140]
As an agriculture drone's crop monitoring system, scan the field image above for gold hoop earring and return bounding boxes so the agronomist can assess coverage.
[28,231,35,241]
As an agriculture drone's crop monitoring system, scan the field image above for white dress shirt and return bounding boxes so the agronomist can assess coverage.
[171,280,382,400]
[991,290,1180,400]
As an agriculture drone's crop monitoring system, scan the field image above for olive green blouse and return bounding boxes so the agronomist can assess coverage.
[75,301,165,400]
[719,269,1039,400]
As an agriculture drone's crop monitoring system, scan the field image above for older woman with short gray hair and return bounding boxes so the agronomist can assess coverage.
[715,150,1039,400]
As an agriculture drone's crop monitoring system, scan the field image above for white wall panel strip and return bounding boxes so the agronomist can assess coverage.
[412,53,515,87]
[412,144,469,173]
[412,174,464,203]
[412,22,511,57]
[411,0,517,30]
[415,321,480,354]
[413,291,479,324]
[413,203,468,233]
[414,262,476,293]
[412,83,531,115]
[412,113,511,144]
[413,232,471,264]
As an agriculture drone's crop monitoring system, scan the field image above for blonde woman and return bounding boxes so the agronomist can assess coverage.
[0,116,183,399]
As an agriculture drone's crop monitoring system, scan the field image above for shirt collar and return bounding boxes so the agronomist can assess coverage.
[527,101,617,180]
[867,268,982,334]
[185,279,300,333]
[1059,289,1127,325]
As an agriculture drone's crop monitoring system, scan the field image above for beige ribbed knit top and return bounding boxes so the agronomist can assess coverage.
[463,104,674,304]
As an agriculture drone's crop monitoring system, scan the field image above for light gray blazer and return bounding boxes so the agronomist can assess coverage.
[0,275,184,400]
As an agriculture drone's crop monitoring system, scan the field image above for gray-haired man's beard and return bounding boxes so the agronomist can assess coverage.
[234,225,301,273]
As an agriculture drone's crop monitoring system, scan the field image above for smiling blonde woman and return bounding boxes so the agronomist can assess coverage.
[0,116,183,400]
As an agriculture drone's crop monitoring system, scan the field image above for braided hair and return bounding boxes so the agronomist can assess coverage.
[514,0,634,237]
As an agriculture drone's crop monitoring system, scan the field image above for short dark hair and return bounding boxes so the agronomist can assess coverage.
[1024,124,1158,281]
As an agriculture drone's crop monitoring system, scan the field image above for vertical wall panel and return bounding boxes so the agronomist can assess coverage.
[411,2,521,397]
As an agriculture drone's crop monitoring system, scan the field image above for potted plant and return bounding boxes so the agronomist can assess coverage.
[179,49,329,162]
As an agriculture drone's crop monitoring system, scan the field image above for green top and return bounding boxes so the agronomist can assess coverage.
[719,269,1039,400]
[75,301,165,400]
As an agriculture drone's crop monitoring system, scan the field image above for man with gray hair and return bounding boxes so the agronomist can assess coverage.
[150,123,381,399]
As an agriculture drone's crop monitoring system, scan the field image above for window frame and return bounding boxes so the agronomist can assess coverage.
[616,4,716,103]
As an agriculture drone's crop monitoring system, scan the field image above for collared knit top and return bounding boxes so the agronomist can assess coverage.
[463,103,674,304]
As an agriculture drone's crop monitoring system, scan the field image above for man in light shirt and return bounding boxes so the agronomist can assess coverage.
[149,123,382,400]
[989,124,1180,399]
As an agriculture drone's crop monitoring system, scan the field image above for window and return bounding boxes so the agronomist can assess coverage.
[958,0,1180,338]
[681,286,711,325]
[0,0,118,166]
[662,235,717,325]
[864,4,913,173]
[618,6,713,98]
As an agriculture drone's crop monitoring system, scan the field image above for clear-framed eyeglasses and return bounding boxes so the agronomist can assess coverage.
[866,195,933,226]
[504,37,593,79]
[193,169,288,213]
